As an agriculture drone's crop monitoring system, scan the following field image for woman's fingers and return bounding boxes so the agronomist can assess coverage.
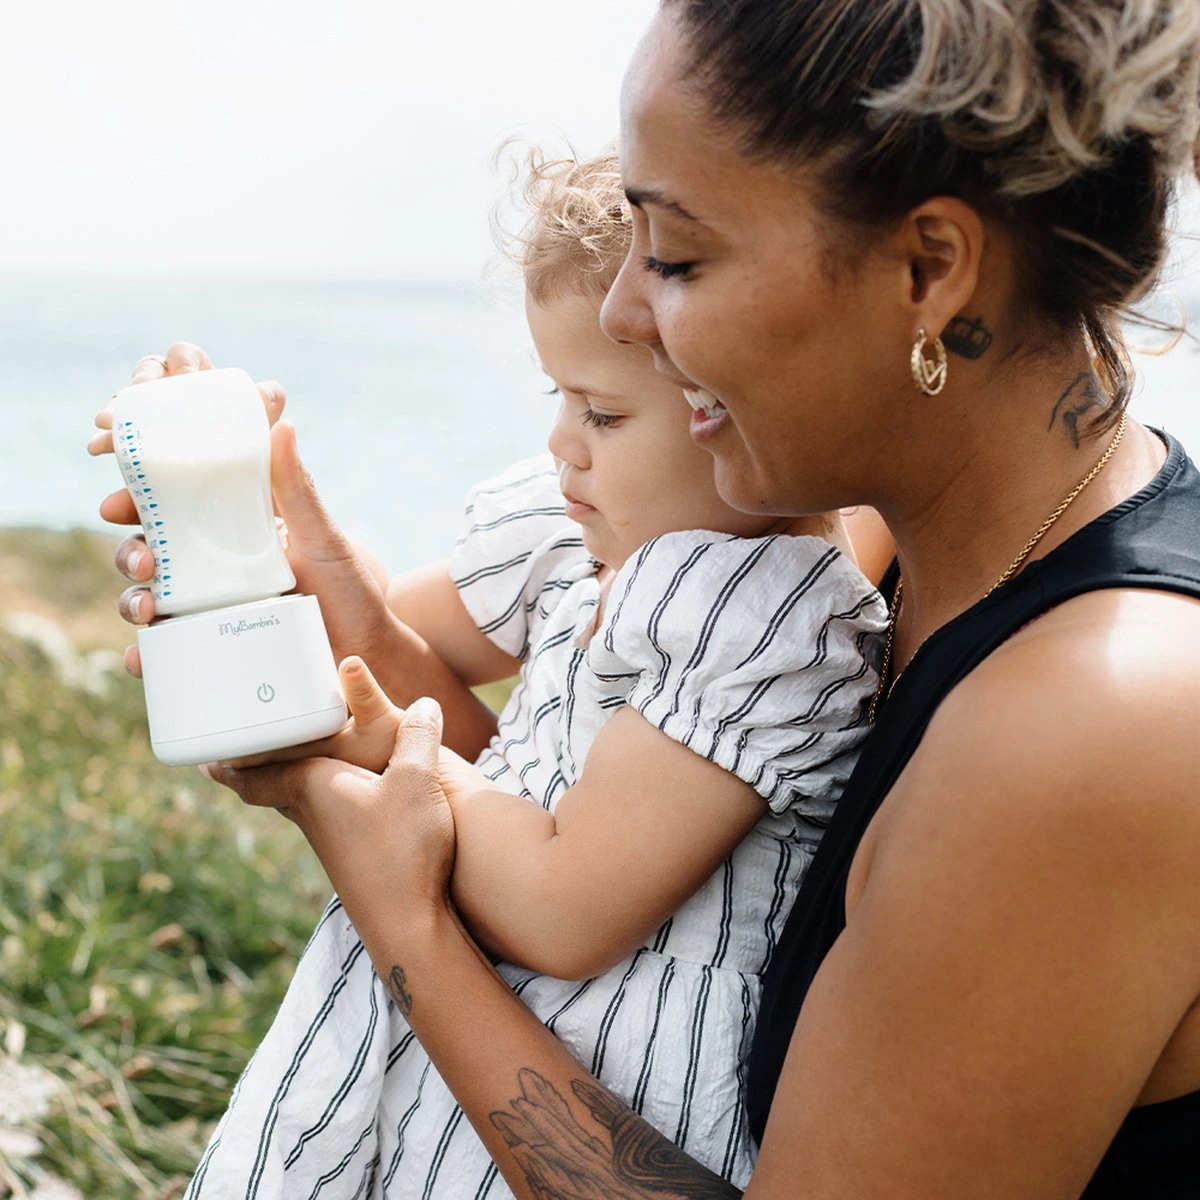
[258,380,287,425]
[99,487,138,525]
[128,342,212,386]
[130,353,169,384]
[202,760,302,814]
[340,657,394,726]
[118,585,154,626]
[387,697,445,775]
[269,420,351,560]
[204,757,371,824]
[87,407,115,456]
[164,342,213,375]
[114,535,155,583]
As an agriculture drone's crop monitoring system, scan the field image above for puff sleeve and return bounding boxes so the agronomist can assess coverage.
[587,531,887,814]
[448,454,596,660]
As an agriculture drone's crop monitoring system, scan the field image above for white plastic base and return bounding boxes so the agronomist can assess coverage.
[137,594,347,766]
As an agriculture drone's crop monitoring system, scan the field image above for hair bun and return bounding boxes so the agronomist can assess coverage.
[871,0,1200,195]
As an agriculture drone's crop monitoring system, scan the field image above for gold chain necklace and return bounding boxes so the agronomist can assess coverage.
[867,410,1128,725]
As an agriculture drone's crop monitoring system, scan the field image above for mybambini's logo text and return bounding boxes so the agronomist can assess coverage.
[218,615,281,637]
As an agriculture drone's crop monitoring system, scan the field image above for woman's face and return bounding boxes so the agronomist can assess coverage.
[602,8,917,517]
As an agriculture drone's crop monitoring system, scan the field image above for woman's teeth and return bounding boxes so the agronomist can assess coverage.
[683,388,725,419]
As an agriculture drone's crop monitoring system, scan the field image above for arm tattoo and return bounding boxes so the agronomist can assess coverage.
[489,1068,742,1198]
[942,315,993,360]
[1048,371,1108,448]
[385,965,413,1016]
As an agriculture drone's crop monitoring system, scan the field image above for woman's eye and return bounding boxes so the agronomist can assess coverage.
[643,255,694,280]
[544,385,561,396]
[581,409,622,428]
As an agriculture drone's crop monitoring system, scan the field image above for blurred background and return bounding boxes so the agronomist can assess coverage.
[0,4,657,1196]
[1,0,666,570]
[1,0,1197,568]
[0,3,1197,1196]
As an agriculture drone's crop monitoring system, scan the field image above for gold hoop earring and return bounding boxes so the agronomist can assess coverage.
[910,328,948,396]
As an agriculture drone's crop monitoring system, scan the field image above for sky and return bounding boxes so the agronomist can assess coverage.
[0,0,659,281]
[2,1,1197,285]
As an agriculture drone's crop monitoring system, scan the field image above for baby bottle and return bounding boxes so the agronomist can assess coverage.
[110,368,346,765]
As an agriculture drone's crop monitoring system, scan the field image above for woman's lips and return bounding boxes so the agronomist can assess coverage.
[683,387,730,443]
[682,387,724,419]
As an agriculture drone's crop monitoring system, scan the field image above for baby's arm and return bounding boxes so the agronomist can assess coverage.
[349,547,520,690]
[385,561,523,689]
[447,706,766,979]
[310,660,765,980]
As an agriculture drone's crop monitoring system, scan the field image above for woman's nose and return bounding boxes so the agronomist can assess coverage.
[601,251,659,347]
[547,401,589,468]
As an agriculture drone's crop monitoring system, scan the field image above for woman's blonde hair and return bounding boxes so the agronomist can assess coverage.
[670,0,1200,423]
[496,144,629,305]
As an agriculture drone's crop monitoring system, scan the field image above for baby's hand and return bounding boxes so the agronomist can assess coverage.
[218,658,497,795]
[223,656,401,774]
[322,656,404,773]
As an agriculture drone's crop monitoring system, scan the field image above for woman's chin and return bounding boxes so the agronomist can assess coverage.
[712,457,790,516]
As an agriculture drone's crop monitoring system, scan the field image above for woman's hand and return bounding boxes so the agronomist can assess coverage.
[90,343,391,678]
[206,697,456,946]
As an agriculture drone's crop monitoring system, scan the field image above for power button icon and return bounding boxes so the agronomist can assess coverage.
[256,683,276,703]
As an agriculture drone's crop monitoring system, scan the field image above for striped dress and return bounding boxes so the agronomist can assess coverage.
[185,455,886,1199]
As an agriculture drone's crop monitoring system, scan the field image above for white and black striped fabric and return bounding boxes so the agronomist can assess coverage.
[185,456,886,1198]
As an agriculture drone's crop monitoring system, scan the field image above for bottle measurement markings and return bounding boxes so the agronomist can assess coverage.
[117,421,173,603]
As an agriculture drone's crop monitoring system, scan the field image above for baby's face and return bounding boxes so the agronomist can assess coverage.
[527,289,779,570]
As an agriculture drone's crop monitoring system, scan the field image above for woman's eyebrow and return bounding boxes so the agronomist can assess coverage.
[625,187,701,223]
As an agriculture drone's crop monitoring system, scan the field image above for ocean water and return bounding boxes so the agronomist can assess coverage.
[1,275,1198,575]
[0,277,550,573]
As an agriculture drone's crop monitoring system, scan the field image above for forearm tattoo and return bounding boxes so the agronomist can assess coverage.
[942,314,993,360]
[1048,371,1108,448]
[489,1068,742,1199]
[385,965,413,1016]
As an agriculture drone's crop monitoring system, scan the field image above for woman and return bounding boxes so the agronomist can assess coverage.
[105,0,1200,1195]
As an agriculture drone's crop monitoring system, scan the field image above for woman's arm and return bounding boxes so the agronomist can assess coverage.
[209,702,744,1200]
[745,589,1200,1198]
[213,589,1200,1199]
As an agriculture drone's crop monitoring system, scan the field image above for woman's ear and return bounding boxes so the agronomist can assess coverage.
[902,196,985,334]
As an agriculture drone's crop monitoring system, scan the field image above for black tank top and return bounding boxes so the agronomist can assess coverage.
[748,432,1200,1197]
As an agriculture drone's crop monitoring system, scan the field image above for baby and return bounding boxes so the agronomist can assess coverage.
[179,150,888,1197]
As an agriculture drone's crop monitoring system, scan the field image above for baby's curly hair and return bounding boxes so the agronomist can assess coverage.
[497,144,630,305]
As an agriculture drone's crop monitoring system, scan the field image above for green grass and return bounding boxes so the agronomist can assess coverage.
[0,530,359,1196]
[0,527,515,1197]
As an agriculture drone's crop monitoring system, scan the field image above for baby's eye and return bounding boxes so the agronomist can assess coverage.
[581,409,623,429]
[643,255,694,281]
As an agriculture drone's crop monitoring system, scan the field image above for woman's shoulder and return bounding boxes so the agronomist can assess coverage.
[877,586,1200,877]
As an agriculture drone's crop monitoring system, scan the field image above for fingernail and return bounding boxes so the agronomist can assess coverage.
[130,593,145,622]
[129,550,147,576]
[197,763,213,780]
